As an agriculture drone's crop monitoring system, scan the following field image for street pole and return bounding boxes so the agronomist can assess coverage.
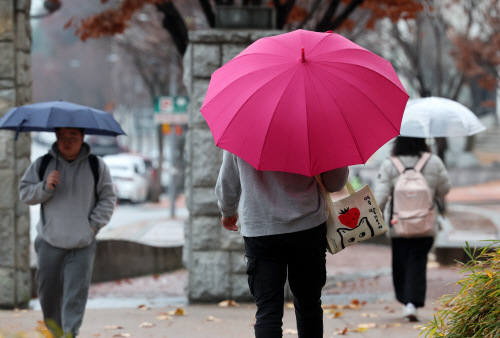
[169,51,177,218]
[169,132,176,218]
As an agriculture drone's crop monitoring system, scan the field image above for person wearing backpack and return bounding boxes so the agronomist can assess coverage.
[374,136,450,322]
[19,128,116,337]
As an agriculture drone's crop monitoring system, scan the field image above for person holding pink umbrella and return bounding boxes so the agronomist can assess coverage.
[206,29,409,337]
[216,152,349,337]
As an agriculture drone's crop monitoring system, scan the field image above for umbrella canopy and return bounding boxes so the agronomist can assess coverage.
[0,101,126,138]
[400,97,486,138]
[201,29,409,177]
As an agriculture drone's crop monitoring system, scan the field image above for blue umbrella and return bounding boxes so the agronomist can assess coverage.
[0,101,126,139]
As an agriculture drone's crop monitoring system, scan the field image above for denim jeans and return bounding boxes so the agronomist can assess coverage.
[244,223,327,338]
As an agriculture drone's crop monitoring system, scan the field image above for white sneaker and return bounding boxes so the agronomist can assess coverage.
[403,302,418,322]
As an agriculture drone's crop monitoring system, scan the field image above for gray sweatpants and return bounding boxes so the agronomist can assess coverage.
[35,237,97,337]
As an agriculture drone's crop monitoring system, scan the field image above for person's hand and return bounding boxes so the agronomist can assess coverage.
[222,214,239,231]
[46,170,59,191]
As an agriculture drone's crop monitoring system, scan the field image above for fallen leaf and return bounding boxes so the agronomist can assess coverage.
[155,315,172,321]
[105,325,124,330]
[327,311,344,319]
[360,313,379,318]
[358,322,377,329]
[350,299,360,306]
[167,308,187,316]
[152,274,160,280]
[322,304,343,309]
[206,315,221,322]
[354,327,368,332]
[93,334,101,337]
[283,328,298,334]
[137,305,149,311]
[139,322,155,328]
[348,304,361,310]
[380,323,402,329]
[112,334,131,338]
[35,320,56,338]
[361,301,367,306]
[218,299,240,307]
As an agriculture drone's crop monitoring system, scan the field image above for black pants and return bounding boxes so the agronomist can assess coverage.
[391,237,433,308]
[244,223,327,338]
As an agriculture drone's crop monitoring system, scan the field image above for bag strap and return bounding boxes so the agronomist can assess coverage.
[88,154,100,202]
[38,153,53,181]
[314,175,355,200]
[414,152,432,173]
[389,156,406,174]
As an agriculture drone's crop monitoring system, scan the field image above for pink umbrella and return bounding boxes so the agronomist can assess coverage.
[201,29,409,177]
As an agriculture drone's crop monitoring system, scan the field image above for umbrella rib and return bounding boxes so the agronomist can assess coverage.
[312,70,367,163]
[207,62,296,102]
[306,33,339,57]
[257,66,301,171]
[216,64,299,144]
[315,63,404,134]
[315,58,405,95]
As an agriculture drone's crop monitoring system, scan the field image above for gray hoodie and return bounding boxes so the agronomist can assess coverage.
[216,151,349,237]
[19,142,116,249]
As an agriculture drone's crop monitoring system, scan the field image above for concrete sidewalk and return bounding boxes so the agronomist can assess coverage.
[9,181,499,337]
[1,242,462,338]
[0,299,440,338]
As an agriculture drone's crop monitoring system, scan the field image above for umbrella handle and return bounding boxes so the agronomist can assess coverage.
[14,119,27,141]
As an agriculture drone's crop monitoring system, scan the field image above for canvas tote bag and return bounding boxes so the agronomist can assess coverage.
[315,177,388,254]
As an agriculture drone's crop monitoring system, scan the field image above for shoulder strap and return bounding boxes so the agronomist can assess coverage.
[38,154,53,181]
[88,154,100,201]
[414,152,432,172]
[389,156,405,174]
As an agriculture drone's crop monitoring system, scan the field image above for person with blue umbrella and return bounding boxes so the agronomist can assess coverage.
[10,101,122,338]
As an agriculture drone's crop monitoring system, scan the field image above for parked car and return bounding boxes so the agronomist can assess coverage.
[103,154,151,203]
[85,135,127,157]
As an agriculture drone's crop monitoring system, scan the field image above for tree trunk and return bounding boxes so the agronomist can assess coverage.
[273,0,296,29]
[315,0,364,32]
[156,2,189,56]
[198,0,216,27]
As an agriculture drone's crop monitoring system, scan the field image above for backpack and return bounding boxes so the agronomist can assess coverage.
[389,152,434,237]
[38,153,100,201]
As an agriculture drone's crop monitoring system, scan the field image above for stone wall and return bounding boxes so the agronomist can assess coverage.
[0,0,32,308]
[183,30,283,302]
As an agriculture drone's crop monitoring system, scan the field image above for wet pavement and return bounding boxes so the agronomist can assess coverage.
[4,179,500,337]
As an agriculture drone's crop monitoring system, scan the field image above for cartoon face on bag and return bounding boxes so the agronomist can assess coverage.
[336,217,375,249]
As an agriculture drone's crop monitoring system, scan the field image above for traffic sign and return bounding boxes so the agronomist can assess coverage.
[155,96,189,124]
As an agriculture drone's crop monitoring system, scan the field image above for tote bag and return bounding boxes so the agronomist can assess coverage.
[315,177,388,254]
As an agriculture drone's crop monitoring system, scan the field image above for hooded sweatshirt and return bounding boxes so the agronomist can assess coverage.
[215,151,349,237]
[19,142,116,249]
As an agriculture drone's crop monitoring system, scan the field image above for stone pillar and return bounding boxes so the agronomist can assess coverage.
[183,30,282,302]
[0,0,32,308]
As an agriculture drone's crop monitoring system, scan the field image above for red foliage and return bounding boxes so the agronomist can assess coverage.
[358,0,423,28]
[69,0,163,41]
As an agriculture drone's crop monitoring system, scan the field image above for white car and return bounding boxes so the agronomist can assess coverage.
[103,154,150,203]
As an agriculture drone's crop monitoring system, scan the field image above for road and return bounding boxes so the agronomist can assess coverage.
[29,137,186,244]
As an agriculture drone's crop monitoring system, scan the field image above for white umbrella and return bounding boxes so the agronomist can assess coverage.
[400,97,487,138]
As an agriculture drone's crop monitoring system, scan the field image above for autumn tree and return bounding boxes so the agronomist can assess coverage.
[58,0,425,57]
[446,0,500,94]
